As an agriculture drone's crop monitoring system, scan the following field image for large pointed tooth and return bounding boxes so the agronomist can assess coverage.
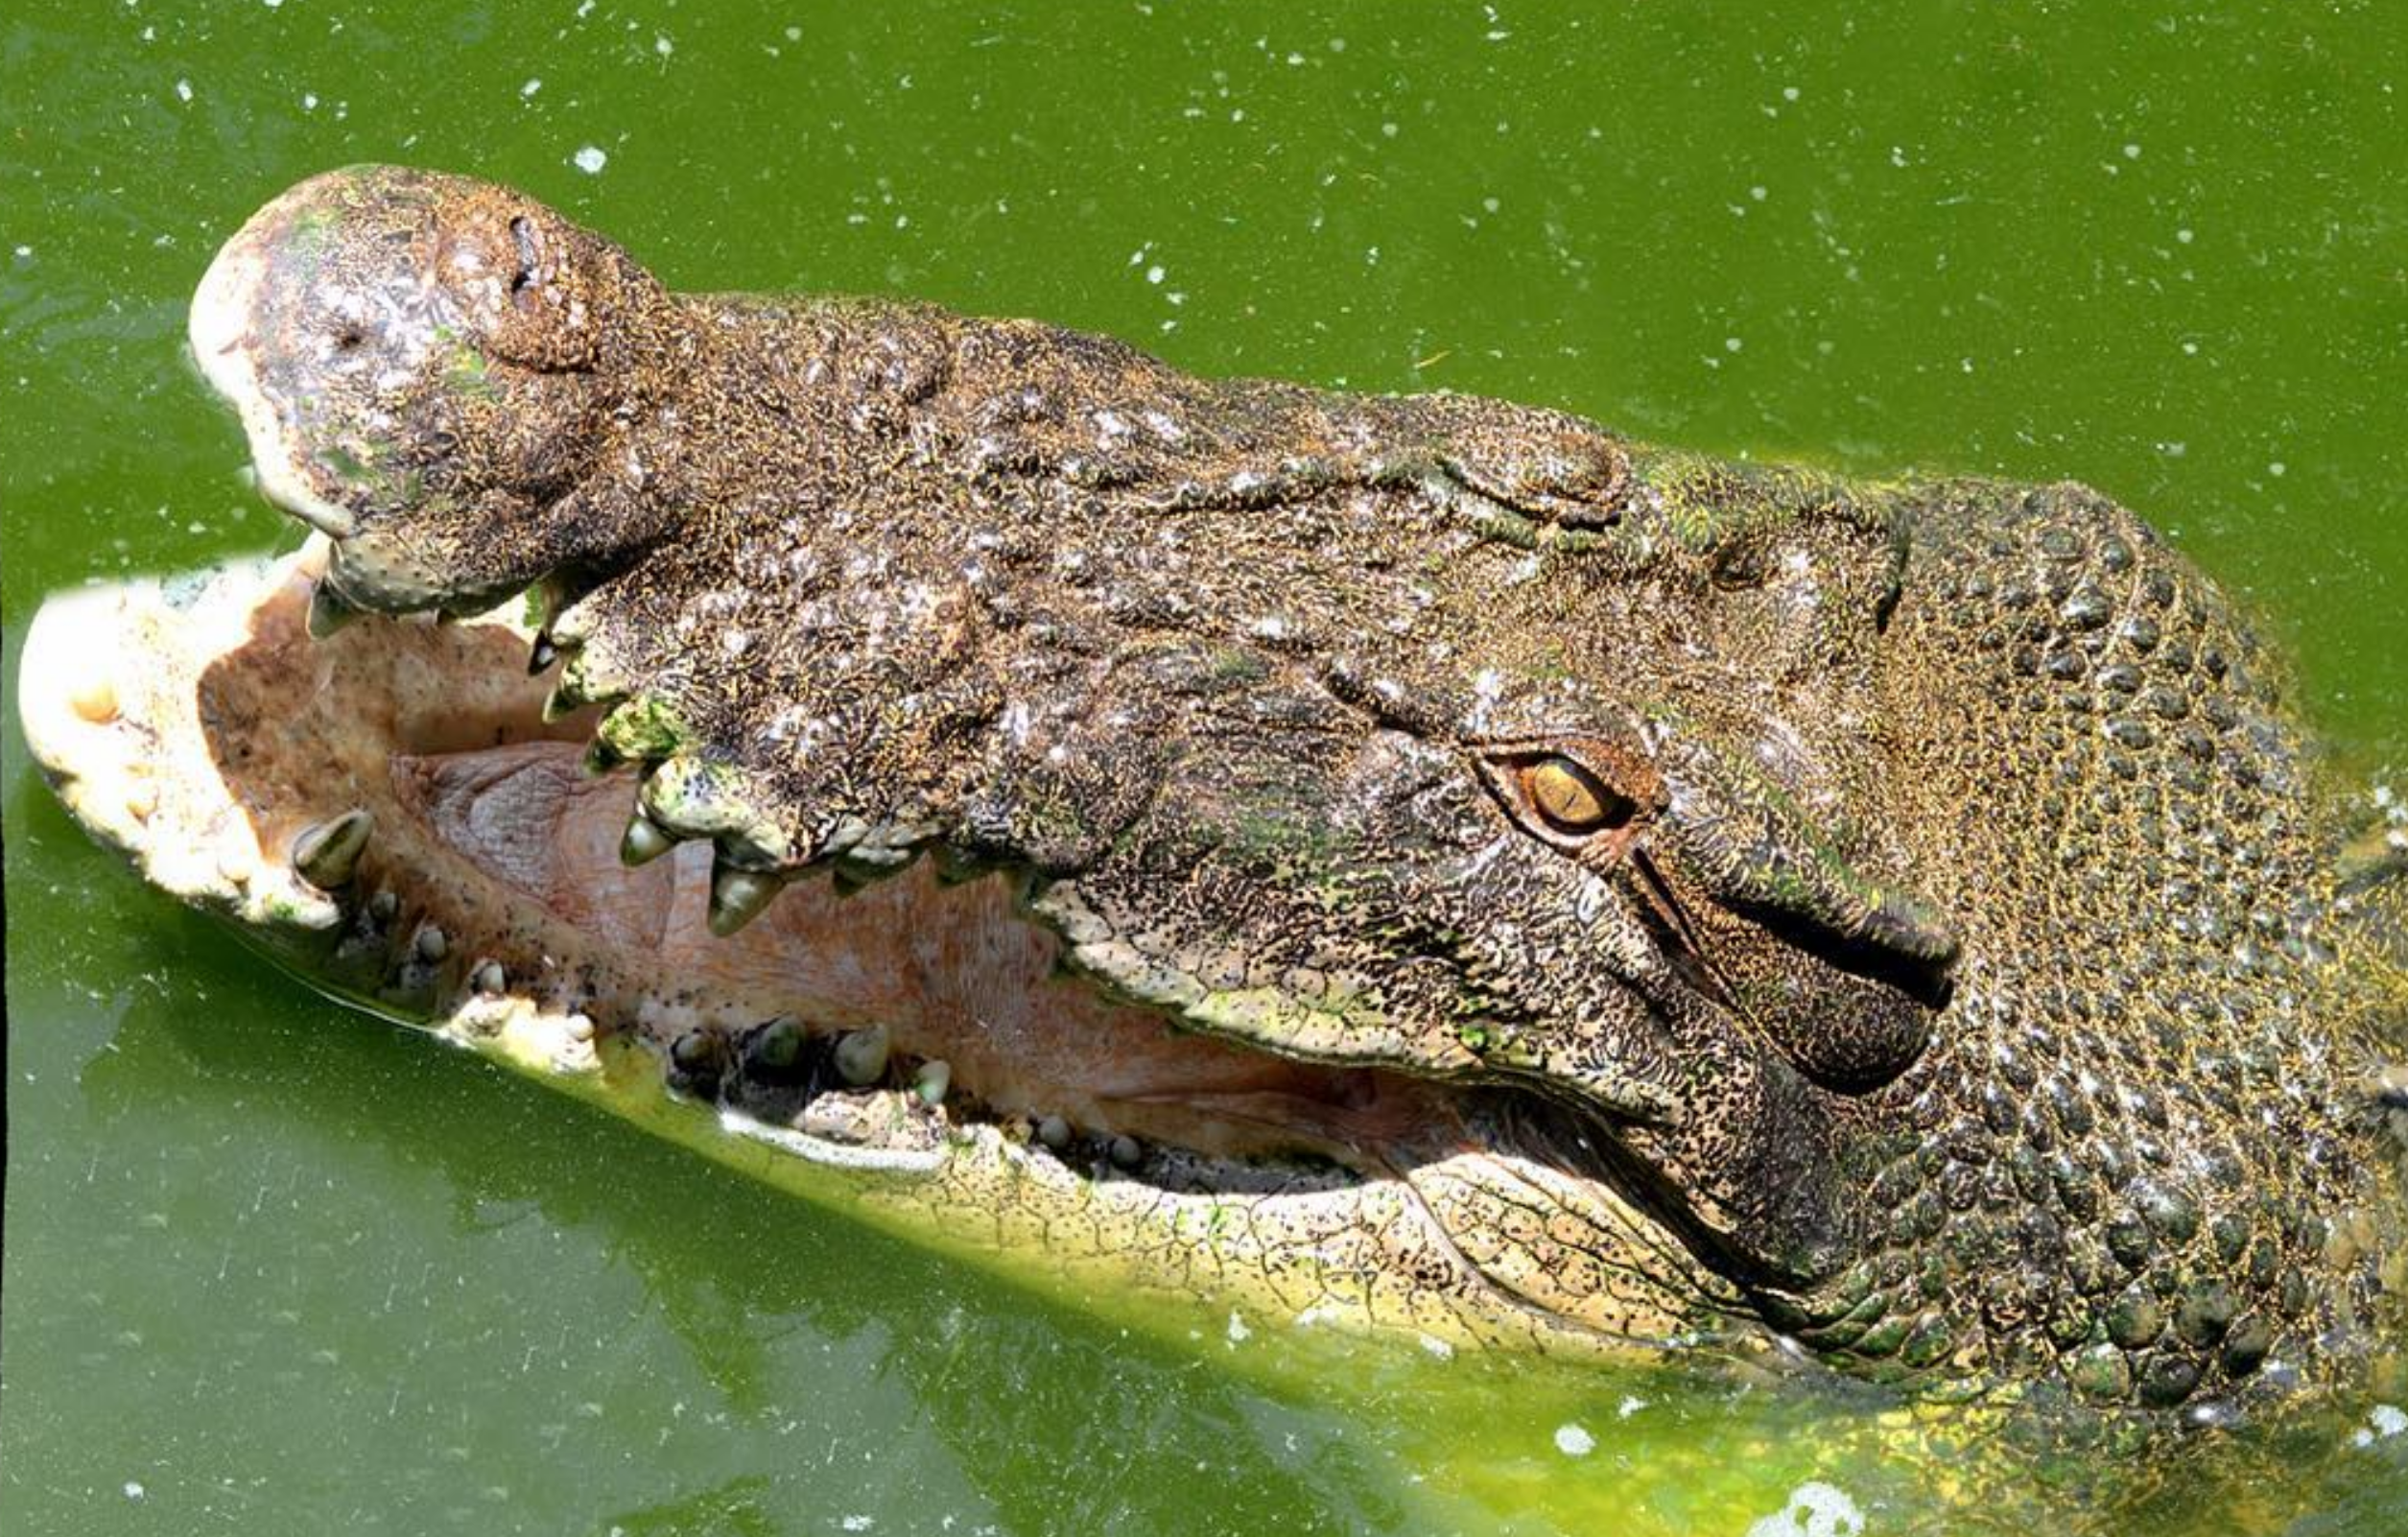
[292,809,373,889]
[307,579,366,639]
[834,1024,891,1085]
[707,862,784,937]
[544,649,631,722]
[620,808,676,866]
[745,1017,805,1074]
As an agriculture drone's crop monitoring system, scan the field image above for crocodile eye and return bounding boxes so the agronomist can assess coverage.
[1523,755,1631,833]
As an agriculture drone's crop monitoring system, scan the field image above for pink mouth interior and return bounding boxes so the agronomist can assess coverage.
[201,573,1467,1170]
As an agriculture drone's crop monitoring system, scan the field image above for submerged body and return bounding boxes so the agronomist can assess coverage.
[25,166,2408,1411]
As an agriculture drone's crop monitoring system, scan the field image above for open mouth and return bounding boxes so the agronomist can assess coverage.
[19,543,1735,1354]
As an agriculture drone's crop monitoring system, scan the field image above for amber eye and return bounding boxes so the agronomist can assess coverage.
[1522,755,1630,834]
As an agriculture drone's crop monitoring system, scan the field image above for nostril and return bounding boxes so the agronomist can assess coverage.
[508,216,541,309]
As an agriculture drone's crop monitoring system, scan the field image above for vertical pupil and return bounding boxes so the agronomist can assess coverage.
[1527,757,1617,830]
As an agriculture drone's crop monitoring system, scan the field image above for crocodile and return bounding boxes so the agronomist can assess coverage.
[20,165,2408,1412]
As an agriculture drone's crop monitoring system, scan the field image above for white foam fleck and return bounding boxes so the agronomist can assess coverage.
[175,78,193,102]
[2354,1404,2408,1447]
[521,78,542,97]
[1617,1394,1646,1418]
[1225,1311,1251,1344]
[1747,1481,1866,1537]
[1552,1423,1594,1456]
[573,145,607,175]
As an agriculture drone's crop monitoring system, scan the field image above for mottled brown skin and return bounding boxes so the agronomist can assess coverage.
[190,165,2408,1407]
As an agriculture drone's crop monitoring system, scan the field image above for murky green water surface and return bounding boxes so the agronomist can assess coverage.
[6,3,2405,1532]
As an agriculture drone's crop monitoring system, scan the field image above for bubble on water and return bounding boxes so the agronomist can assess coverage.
[2353,1404,2408,1447]
[1747,1481,1866,1537]
[521,78,543,98]
[1617,1395,1646,1418]
[124,1482,146,1502]
[1553,1423,1595,1456]
[573,146,607,175]
[175,78,193,103]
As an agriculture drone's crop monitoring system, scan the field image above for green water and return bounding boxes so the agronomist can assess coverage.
[5,2,2404,1531]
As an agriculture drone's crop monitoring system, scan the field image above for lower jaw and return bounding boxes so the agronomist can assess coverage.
[20,540,1734,1360]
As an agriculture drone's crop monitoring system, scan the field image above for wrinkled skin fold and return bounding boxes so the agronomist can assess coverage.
[27,164,2408,1413]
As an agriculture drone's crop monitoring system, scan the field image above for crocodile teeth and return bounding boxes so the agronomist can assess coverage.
[291,808,373,889]
[666,1029,726,1097]
[707,862,784,937]
[541,677,588,722]
[619,808,677,866]
[834,1023,890,1085]
[744,1017,804,1074]
[306,579,366,639]
[913,1058,952,1106]
[527,634,558,675]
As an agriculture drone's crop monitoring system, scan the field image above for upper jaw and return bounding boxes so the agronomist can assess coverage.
[189,203,361,542]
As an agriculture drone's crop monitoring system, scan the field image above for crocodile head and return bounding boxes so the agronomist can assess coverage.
[188,163,676,618]
[29,167,2408,1407]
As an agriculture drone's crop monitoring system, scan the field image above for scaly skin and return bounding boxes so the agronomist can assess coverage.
[39,164,2408,1410]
